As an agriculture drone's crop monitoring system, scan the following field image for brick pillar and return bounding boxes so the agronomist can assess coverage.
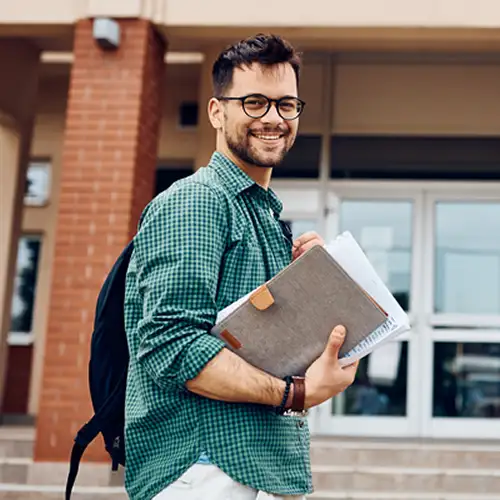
[34,19,166,462]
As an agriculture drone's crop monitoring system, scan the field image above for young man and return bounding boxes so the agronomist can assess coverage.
[124,34,358,500]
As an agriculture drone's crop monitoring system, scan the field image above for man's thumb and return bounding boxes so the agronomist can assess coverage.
[325,325,346,358]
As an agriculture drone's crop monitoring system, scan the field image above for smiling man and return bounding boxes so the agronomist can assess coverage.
[123,34,358,500]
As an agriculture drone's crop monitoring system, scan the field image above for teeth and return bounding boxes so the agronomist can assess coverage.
[254,135,280,140]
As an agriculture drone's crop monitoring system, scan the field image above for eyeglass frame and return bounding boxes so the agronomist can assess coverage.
[215,93,306,121]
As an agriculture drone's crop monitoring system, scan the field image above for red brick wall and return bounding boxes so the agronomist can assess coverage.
[34,19,166,462]
[1,346,33,414]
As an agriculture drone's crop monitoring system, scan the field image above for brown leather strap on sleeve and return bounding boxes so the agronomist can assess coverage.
[291,376,306,412]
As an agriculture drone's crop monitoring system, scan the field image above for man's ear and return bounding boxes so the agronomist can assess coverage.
[208,97,224,130]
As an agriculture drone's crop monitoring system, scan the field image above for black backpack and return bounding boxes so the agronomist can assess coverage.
[65,241,134,500]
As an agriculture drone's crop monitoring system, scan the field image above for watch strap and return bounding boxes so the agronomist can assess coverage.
[291,376,306,412]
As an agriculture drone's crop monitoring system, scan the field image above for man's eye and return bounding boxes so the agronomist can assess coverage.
[246,98,266,107]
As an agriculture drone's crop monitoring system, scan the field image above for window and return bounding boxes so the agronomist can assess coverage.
[282,219,319,239]
[340,199,413,312]
[9,235,42,345]
[434,201,500,316]
[330,136,500,180]
[178,102,198,128]
[334,341,408,417]
[155,162,194,195]
[433,342,500,418]
[273,135,321,179]
[24,160,51,206]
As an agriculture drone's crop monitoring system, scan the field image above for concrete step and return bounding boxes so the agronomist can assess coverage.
[0,428,34,459]
[311,465,500,494]
[310,438,500,469]
[2,458,499,495]
[0,458,120,487]
[0,484,127,499]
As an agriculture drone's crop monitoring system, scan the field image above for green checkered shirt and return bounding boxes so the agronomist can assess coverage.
[124,152,312,499]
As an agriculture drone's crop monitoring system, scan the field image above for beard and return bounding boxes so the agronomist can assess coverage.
[225,125,295,168]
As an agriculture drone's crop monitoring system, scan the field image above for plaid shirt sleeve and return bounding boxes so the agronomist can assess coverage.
[133,181,227,389]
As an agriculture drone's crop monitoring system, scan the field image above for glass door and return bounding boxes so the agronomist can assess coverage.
[422,187,500,439]
[312,183,424,437]
[276,180,500,439]
[275,181,424,437]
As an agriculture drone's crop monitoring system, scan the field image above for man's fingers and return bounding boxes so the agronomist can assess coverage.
[323,325,346,359]
[299,239,322,254]
[292,232,325,260]
[293,231,321,247]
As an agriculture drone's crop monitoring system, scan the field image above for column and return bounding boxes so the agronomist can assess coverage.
[0,40,40,414]
[34,19,166,462]
[0,114,23,412]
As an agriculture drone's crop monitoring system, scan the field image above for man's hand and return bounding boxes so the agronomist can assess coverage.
[304,325,359,409]
[292,231,325,261]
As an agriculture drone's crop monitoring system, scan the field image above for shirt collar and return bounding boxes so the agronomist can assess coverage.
[207,151,284,217]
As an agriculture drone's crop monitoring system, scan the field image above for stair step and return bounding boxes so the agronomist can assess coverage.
[310,439,500,469]
[0,428,34,459]
[0,483,126,499]
[0,458,117,486]
[312,465,500,494]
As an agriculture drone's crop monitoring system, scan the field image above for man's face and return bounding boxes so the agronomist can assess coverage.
[219,63,300,169]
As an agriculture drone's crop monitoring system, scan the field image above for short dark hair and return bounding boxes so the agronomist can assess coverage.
[212,33,302,96]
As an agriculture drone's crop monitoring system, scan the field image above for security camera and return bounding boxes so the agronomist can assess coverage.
[93,18,120,50]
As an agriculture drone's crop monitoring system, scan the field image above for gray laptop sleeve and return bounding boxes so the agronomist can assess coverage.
[211,245,388,379]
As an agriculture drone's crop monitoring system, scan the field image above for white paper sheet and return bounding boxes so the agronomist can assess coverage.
[325,231,410,364]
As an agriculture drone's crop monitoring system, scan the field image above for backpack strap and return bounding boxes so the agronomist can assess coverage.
[65,370,127,499]
[65,416,101,500]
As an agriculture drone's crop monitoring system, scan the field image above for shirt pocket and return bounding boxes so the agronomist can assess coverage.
[217,233,268,305]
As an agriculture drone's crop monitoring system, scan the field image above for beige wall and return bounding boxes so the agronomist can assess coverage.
[2,0,500,29]
[158,64,200,160]
[0,113,23,409]
[163,0,500,28]
[299,60,327,135]
[333,63,500,135]
[0,40,40,412]
[24,75,67,415]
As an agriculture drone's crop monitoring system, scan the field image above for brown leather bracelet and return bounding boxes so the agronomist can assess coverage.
[291,376,306,412]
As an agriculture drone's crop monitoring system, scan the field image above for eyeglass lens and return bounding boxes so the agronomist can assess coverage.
[243,95,303,120]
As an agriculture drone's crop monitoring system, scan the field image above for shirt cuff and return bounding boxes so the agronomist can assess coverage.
[177,334,226,386]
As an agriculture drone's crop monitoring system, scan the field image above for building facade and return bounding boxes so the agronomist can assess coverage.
[1,0,499,465]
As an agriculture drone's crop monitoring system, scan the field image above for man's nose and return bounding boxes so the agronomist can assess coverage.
[260,103,283,125]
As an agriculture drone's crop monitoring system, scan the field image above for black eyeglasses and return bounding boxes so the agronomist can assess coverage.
[216,93,305,121]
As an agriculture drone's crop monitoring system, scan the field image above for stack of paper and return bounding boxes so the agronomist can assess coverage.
[324,231,411,366]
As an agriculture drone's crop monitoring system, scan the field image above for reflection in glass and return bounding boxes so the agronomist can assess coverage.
[340,200,413,311]
[433,342,500,418]
[434,202,500,315]
[10,236,42,333]
[24,161,51,206]
[333,341,408,417]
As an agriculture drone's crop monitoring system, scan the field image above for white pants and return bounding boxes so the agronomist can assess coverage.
[153,463,306,500]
